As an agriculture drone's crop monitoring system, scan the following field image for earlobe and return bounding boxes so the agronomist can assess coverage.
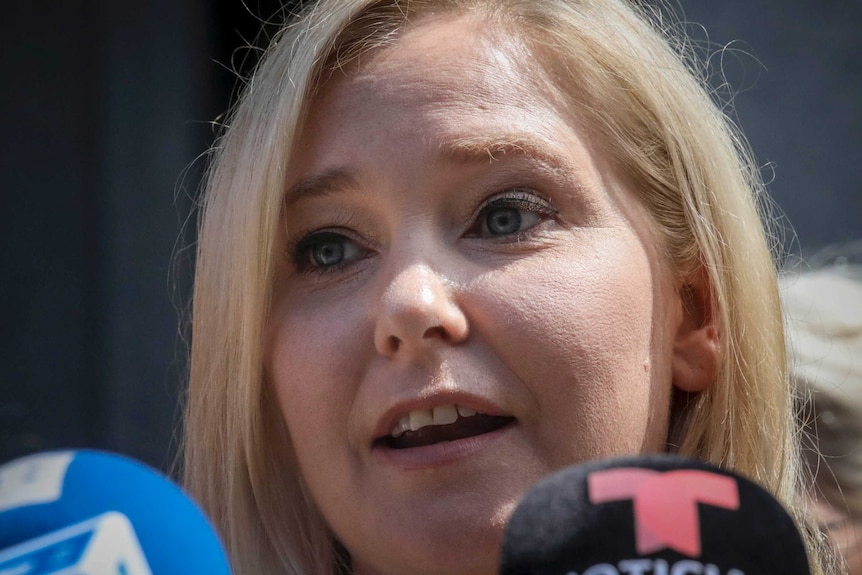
[672,272,722,393]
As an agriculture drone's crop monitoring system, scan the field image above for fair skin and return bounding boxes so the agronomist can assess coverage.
[267,13,717,575]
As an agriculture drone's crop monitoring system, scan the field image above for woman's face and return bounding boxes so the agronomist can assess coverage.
[268,14,691,575]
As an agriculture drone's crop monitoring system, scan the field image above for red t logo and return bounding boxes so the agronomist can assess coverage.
[587,468,739,557]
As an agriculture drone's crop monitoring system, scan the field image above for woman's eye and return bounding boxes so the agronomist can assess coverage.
[483,205,539,235]
[293,231,365,272]
[469,191,558,238]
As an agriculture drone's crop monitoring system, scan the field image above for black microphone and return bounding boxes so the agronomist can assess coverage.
[499,454,811,575]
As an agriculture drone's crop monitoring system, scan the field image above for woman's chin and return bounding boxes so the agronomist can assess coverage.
[345,499,515,575]
[349,536,500,575]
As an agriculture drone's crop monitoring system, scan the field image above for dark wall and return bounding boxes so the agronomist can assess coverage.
[681,1,862,253]
[1,0,859,474]
[1,0,218,473]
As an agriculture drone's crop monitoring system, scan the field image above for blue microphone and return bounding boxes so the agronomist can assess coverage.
[0,450,230,575]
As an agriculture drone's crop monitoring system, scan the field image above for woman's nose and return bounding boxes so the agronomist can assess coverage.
[373,263,469,359]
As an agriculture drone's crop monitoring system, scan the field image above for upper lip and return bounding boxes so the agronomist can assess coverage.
[371,391,512,445]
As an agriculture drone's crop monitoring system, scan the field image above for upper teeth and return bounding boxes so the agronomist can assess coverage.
[390,405,478,438]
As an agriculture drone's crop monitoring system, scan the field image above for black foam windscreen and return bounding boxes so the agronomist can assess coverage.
[499,454,811,575]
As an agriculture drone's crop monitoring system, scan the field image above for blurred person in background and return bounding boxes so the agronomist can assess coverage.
[785,253,862,575]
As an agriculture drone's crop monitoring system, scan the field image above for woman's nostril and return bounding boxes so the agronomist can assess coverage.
[388,335,402,353]
[423,326,447,340]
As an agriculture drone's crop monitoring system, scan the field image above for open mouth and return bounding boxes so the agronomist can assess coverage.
[375,405,515,450]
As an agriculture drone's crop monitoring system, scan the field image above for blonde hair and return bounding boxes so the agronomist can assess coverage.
[183,0,824,572]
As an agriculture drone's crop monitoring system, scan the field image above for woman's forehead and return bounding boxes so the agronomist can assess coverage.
[287,13,632,227]
[312,12,561,119]
[293,65,593,208]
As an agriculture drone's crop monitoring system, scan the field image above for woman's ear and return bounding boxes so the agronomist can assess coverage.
[672,268,721,393]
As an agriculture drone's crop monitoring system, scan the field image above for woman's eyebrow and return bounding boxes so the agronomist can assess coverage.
[437,133,568,169]
[284,135,574,204]
[284,167,359,205]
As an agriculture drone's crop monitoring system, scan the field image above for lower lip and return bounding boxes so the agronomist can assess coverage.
[371,422,515,471]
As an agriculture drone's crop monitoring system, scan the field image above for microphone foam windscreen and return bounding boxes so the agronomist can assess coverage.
[499,454,811,575]
[0,450,230,574]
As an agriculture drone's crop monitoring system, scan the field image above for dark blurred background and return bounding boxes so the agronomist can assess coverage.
[1,1,860,475]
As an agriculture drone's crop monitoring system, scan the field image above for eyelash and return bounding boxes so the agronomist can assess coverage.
[465,188,559,238]
[288,228,367,277]
[287,188,559,275]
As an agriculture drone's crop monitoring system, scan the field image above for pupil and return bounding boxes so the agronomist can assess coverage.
[313,241,344,266]
[487,207,521,235]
